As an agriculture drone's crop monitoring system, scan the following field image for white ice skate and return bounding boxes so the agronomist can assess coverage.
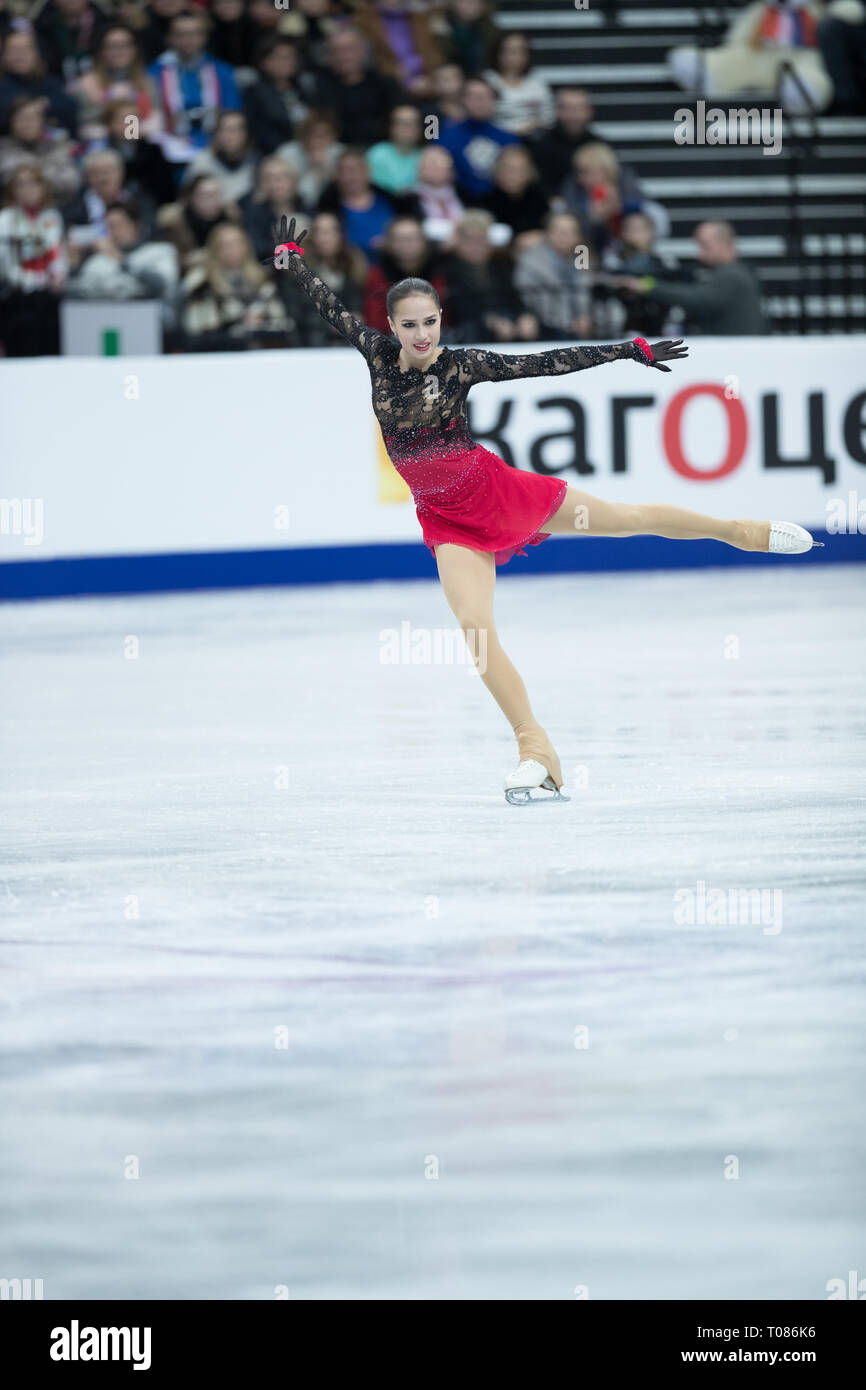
[504,759,570,806]
[768,522,823,553]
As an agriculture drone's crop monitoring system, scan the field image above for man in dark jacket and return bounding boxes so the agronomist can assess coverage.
[32,0,111,82]
[243,35,318,156]
[620,220,768,335]
[441,208,538,343]
[528,86,600,198]
[309,25,405,147]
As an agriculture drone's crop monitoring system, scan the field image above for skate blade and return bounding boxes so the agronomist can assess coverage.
[505,786,571,806]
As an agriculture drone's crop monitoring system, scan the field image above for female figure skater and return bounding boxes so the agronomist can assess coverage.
[271,218,818,805]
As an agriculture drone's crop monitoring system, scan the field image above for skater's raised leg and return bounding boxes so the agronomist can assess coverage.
[543,488,814,551]
[434,542,565,790]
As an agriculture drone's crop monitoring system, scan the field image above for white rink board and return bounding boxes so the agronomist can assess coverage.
[1,336,865,562]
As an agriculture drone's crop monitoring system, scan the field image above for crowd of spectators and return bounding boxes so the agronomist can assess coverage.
[5,0,854,354]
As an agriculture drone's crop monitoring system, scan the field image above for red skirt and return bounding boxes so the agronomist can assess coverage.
[413,444,568,567]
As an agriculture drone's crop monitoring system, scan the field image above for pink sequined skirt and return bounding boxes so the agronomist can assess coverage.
[411,444,568,567]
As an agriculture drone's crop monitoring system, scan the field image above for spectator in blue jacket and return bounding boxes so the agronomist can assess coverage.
[436,74,518,198]
[148,11,241,154]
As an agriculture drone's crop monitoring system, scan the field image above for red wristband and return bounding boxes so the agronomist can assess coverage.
[633,336,653,363]
[275,241,304,257]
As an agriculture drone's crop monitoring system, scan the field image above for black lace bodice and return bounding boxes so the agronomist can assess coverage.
[285,256,646,491]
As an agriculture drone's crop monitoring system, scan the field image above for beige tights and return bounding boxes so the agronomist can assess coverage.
[435,543,564,788]
[434,489,768,790]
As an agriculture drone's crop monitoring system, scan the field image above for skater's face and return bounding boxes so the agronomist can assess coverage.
[388,293,442,366]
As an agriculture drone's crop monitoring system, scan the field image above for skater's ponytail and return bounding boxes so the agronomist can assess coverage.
[386,277,441,320]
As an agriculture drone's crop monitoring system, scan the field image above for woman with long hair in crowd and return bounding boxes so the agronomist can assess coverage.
[242,34,311,155]
[275,109,343,209]
[484,29,555,136]
[180,219,291,349]
[0,27,77,134]
[560,141,669,255]
[157,171,242,272]
[268,216,819,804]
[241,154,308,264]
[0,95,81,202]
[0,161,67,356]
[71,24,162,141]
[88,96,176,208]
[182,109,259,204]
[293,208,366,346]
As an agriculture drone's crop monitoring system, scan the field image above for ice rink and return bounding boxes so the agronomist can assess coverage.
[1,560,864,1300]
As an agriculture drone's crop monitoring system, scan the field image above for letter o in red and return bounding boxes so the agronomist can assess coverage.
[662,384,747,479]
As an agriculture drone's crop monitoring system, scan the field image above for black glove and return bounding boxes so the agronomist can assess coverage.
[261,215,308,267]
[634,338,688,372]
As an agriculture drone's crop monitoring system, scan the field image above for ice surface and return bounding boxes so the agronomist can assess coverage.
[1,563,864,1299]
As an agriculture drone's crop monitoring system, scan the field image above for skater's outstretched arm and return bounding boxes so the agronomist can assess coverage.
[455,338,687,385]
[271,217,386,362]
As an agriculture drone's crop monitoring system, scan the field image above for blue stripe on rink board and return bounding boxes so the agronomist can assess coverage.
[1,530,863,600]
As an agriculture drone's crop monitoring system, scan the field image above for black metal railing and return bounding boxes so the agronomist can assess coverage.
[776,60,821,333]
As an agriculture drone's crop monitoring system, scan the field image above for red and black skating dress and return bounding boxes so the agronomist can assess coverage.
[287,256,652,565]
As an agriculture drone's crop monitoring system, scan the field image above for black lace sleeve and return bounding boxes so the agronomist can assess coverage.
[455,341,643,385]
[285,255,385,361]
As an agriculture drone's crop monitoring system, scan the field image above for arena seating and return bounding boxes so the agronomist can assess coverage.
[498,0,866,333]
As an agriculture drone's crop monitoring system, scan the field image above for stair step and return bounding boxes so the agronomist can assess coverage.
[660,204,865,226]
[617,147,862,170]
[593,117,866,142]
[498,5,736,29]
[654,235,866,259]
[530,35,702,57]
[537,62,675,84]
[642,173,866,197]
